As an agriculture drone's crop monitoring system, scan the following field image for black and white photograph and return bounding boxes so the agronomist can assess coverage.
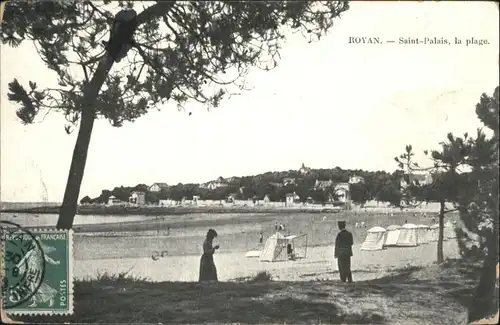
[0,1,498,324]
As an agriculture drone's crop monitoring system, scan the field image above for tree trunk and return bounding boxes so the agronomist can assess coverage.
[56,57,114,229]
[468,235,498,323]
[437,200,445,263]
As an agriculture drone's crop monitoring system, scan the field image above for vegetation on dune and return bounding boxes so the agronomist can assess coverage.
[14,258,479,324]
[397,86,499,322]
[2,0,350,230]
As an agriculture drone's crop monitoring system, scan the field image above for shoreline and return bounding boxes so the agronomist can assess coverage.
[1,204,348,216]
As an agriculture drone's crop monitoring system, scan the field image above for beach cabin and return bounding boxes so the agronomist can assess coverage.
[416,224,430,245]
[384,225,402,247]
[395,223,419,247]
[444,221,456,239]
[429,224,439,242]
[260,232,307,262]
[361,226,386,251]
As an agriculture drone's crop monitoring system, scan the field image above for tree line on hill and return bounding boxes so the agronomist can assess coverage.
[80,168,404,206]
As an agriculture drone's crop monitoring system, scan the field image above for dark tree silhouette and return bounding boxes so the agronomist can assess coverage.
[2,1,349,229]
[397,86,499,322]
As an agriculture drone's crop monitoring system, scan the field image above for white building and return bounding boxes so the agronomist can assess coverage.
[200,176,229,190]
[129,191,146,205]
[107,196,123,205]
[149,183,169,192]
[334,183,351,202]
[349,175,365,184]
[285,192,300,206]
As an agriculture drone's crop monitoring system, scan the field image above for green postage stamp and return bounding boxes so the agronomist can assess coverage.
[2,226,74,315]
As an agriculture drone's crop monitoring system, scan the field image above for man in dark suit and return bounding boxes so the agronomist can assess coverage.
[334,221,354,283]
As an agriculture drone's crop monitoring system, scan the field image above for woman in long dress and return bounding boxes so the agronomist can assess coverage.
[16,243,60,307]
[199,229,219,282]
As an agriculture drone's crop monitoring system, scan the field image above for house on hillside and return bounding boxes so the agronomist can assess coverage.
[283,178,296,186]
[263,194,271,204]
[226,193,238,204]
[334,183,351,203]
[348,175,365,184]
[107,196,124,205]
[298,163,311,175]
[225,177,239,184]
[270,182,283,188]
[129,191,146,205]
[285,192,301,206]
[400,173,433,189]
[149,183,169,192]
[314,179,335,189]
[200,176,229,190]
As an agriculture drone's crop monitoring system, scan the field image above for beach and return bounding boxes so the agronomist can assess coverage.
[1,210,461,282]
[75,236,460,282]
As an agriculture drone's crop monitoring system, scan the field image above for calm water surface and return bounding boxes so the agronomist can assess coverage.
[0,213,151,227]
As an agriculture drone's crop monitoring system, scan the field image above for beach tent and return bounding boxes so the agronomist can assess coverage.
[245,250,262,258]
[361,226,386,251]
[416,225,430,244]
[260,232,307,262]
[428,224,439,242]
[396,223,419,247]
[444,221,456,239]
[384,225,402,247]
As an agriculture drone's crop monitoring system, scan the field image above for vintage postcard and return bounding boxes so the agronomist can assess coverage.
[1,1,498,324]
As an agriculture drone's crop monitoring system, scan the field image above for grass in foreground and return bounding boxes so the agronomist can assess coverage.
[14,259,480,324]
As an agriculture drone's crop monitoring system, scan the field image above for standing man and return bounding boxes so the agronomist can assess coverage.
[334,221,354,283]
[259,232,263,244]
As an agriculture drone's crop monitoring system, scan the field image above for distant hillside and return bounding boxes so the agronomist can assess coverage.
[83,164,404,207]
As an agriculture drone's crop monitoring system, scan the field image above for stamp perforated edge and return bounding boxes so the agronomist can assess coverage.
[5,229,74,316]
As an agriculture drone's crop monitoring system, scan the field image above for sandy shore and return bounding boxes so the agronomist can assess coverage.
[74,240,460,282]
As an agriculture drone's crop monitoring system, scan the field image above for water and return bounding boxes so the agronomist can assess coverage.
[0,213,151,227]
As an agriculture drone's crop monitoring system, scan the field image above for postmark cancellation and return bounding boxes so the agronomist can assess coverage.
[1,225,74,316]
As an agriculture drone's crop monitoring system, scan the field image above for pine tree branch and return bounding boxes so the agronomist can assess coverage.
[136,1,177,26]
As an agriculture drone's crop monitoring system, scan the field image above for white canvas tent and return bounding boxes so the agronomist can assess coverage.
[259,232,307,262]
[416,225,429,244]
[428,224,439,242]
[384,225,402,247]
[245,250,262,258]
[361,226,386,251]
[444,221,456,239]
[396,223,419,247]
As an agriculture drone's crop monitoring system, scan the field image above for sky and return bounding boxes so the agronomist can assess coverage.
[1,1,499,202]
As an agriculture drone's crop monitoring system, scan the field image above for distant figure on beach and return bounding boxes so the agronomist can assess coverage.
[199,229,219,282]
[404,220,408,224]
[334,221,354,283]
[167,225,170,236]
[275,222,279,231]
[355,222,359,228]
[279,223,285,231]
[259,232,263,244]
[287,243,295,260]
